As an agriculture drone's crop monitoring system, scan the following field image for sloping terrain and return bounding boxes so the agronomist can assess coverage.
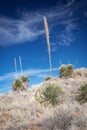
[0,68,87,130]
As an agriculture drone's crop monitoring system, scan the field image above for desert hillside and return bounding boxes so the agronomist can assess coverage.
[0,68,87,130]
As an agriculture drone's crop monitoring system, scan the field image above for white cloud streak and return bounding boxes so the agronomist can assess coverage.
[0,68,58,82]
[58,20,77,46]
[0,0,87,47]
[0,14,44,46]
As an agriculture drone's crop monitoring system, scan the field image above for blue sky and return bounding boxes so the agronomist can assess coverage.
[0,0,87,94]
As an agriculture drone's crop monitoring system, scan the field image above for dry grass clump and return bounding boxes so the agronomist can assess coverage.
[0,91,40,130]
[75,70,82,76]
[84,72,87,77]
[45,76,52,81]
[0,68,87,130]
[72,103,87,130]
[36,103,87,130]
[35,83,65,106]
[36,104,73,130]
[76,83,87,104]
[81,68,87,77]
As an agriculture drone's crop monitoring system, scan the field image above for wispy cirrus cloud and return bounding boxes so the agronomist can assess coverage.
[0,15,44,46]
[58,19,78,46]
[0,0,87,47]
[0,68,58,93]
[49,0,87,47]
[0,68,58,82]
[66,0,77,6]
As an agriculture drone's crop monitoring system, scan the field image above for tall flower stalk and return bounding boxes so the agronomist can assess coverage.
[19,56,23,75]
[14,57,17,79]
[43,16,52,77]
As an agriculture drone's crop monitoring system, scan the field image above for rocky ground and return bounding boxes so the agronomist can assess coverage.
[0,68,87,130]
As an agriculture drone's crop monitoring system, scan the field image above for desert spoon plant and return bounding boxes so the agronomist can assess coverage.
[44,16,52,77]
[21,75,29,90]
[12,56,29,91]
[36,83,64,106]
[12,78,22,91]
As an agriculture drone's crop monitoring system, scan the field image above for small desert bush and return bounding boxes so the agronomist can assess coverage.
[76,83,87,104]
[51,107,73,130]
[12,79,22,91]
[36,103,87,130]
[21,75,29,82]
[76,70,82,76]
[37,105,73,130]
[12,75,29,91]
[59,64,74,78]
[45,76,52,81]
[36,83,64,106]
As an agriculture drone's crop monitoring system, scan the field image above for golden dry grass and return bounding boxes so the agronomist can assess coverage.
[0,69,87,130]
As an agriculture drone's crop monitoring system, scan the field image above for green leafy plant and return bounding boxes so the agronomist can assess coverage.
[76,83,87,104]
[59,64,74,78]
[36,83,65,106]
[21,75,29,82]
[12,75,29,91]
[12,78,22,91]
[45,76,52,81]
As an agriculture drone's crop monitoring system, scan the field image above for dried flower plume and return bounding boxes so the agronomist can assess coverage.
[43,16,52,76]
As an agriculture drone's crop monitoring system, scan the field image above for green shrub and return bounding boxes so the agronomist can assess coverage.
[12,79,22,91]
[21,75,29,82]
[45,76,52,81]
[76,83,87,104]
[36,83,65,106]
[12,75,29,91]
[59,64,74,78]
